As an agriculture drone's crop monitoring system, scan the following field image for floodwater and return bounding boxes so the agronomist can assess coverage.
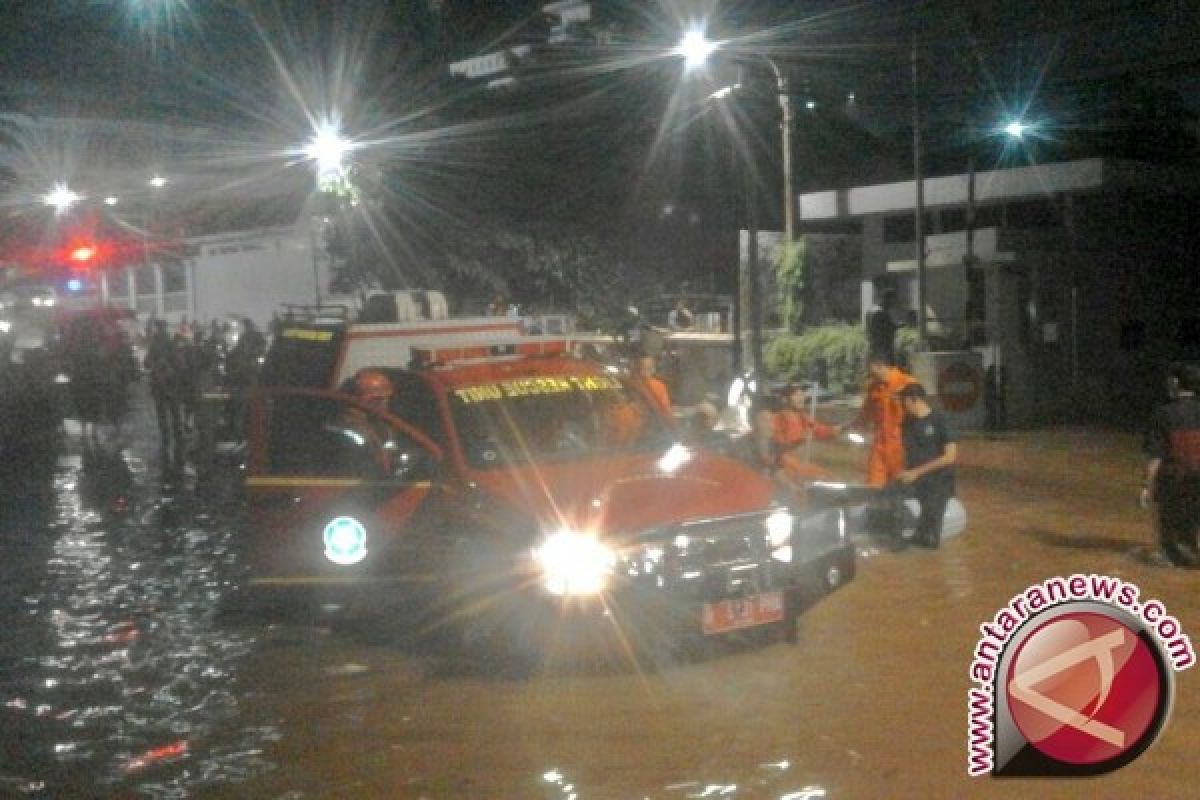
[2,388,1198,798]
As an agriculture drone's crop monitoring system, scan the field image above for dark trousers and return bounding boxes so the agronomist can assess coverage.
[152,387,185,469]
[879,478,954,547]
[1156,473,1200,566]
[911,479,954,547]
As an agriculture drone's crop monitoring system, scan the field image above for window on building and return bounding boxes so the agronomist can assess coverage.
[107,268,130,297]
[975,205,1003,228]
[135,265,156,296]
[883,215,914,243]
[941,208,967,232]
[162,262,187,293]
[1007,199,1059,229]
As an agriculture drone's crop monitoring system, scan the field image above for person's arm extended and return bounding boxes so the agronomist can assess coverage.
[755,410,776,469]
[898,442,958,483]
[810,418,838,440]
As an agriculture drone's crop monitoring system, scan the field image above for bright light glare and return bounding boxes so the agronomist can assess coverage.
[1004,121,1027,138]
[845,432,866,445]
[43,184,81,213]
[104,196,120,206]
[676,30,717,70]
[323,516,368,566]
[534,531,616,596]
[656,443,692,473]
[70,246,96,263]
[766,509,794,547]
[304,122,351,181]
[149,175,167,188]
[66,279,83,292]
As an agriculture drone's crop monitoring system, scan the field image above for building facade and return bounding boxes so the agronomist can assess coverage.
[799,158,1200,425]
[97,220,330,330]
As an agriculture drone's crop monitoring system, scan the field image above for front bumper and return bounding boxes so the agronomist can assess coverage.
[542,505,855,639]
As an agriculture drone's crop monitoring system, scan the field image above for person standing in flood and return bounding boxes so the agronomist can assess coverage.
[843,352,918,486]
[1142,362,1200,567]
[224,318,266,442]
[144,319,185,470]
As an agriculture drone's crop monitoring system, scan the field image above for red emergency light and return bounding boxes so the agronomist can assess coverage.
[70,245,98,263]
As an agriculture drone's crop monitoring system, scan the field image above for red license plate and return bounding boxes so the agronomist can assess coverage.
[701,591,785,635]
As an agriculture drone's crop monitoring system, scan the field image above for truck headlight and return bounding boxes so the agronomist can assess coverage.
[765,508,794,563]
[533,530,616,596]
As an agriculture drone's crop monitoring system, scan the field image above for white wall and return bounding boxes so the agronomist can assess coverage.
[188,223,329,329]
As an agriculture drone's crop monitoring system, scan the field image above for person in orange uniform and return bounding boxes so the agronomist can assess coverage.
[844,353,919,486]
[763,383,837,487]
[633,354,672,418]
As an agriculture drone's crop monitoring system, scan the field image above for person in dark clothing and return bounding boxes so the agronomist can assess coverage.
[224,318,266,441]
[144,319,185,469]
[1142,362,1200,567]
[866,288,899,366]
[98,329,138,435]
[895,382,958,548]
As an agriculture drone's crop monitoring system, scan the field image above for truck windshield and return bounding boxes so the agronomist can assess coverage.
[449,375,674,469]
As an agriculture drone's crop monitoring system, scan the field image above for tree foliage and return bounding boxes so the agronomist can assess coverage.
[432,220,653,328]
[765,323,920,388]
[774,238,806,333]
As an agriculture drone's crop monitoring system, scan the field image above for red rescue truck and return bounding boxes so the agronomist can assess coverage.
[239,306,854,665]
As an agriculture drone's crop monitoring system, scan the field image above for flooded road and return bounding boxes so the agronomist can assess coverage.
[3,389,1198,798]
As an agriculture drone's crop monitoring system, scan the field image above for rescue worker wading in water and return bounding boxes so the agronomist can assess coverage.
[757,383,838,489]
[843,352,919,486]
[341,369,397,475]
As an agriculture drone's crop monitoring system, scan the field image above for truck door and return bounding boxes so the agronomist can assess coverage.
[244,388,442,585]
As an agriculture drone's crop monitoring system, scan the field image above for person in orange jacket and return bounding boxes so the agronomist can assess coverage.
[843,352,919,486]
[760,383,837,487]
[632,354,672,418]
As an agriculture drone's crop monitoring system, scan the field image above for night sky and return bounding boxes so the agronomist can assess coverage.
[2,1,1196,124]
[1,0,1197,272]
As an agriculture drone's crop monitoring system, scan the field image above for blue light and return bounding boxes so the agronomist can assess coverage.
[66,279,83,292]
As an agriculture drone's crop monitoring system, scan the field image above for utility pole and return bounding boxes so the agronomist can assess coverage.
[911,38,927,350]
[773,61,795,245]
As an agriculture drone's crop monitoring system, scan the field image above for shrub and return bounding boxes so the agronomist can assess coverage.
[766,323,922,390]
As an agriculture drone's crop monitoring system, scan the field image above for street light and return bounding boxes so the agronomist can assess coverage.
[676,31,795,380]
[1003,120,1027,139]
[675,29,718,70]
[304,121,352,189]
[677,33,794,244]
[300,118,356,305]
[43,183,81,215]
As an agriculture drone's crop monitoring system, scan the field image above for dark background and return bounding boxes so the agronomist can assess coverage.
[1,1,1197,298]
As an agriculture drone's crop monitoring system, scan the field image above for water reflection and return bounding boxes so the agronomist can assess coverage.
[0,439,276,797]
[542,763,827,799]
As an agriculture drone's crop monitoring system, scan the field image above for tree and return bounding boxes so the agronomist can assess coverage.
[774,238,805,333]
[434,219,653,328]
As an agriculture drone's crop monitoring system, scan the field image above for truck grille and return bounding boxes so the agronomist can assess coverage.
[620,510,783,603]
